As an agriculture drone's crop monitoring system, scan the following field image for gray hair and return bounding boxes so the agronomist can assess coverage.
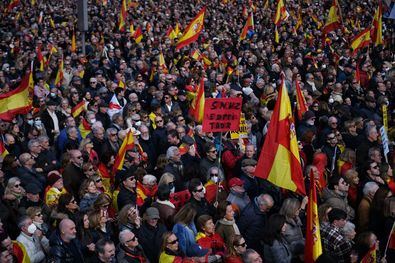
[242,249,261,263]
[106,128,118,137]
[119,229,133,244]
[342,221,355,235]
[207,166,224,182]
[17,215,31,229]
[166,146,179,160]
[256,194,274,207]
[27,139,39,150]
[37,135,49,143]
[363,182,379,197]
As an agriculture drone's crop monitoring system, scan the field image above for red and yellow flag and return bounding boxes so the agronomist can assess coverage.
[166,26,177,40]
[113,129,135,173]
[78,118,91,138]
[54,58,64,87]
[119,0,127,32]
[295,80,307,120]
[71,100,86,118]
[322,0,342,35]
[159,52,168,74]
[133,26,143,44]
[274,0,288,26]
[189,78,205,123]
[305,169,323,263]
[0,140,9,158]
[176,7,206,50]
[371,1,383,46]
[255,77,305,195]
[350,28,371,55]
[6,0,20,12]
[37,46,45,71]
[0,69,33,121]
[239,13,254,41]
[71,29,76,53]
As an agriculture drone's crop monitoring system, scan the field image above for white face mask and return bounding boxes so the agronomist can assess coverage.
[89,118,96,124]
[27,223,37,234]
[212,176,219,183]
[170,187,175,194]
[34,120,42,126]
[27,120,34,125]
[202,186,206,195]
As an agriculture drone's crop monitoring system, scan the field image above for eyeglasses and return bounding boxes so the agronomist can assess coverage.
[88,168,95,171]
[210,173,218,176]
[195,188,204,193]
[178,118,185,122]
[95,178,102,183]
[371,166,379,170]
[125,236,137,243]
[209,149,217,153]
[236,93,243,97]
[70,199,77,204]
[110,133,117,137]
[36,213,42,217]
[128,177,136,181]
[156,120,163,123]
[14,184,21,188]
[164,96,170,99]
[167,238,178,244]
[237,242,246,247]
[327,136,336,140]
[90,82,97,84]
[75,155,83,159]
[168,182,175,187]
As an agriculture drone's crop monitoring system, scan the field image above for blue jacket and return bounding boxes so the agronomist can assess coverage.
[172,223,208,257]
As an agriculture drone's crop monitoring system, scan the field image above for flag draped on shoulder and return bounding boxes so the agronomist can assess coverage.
[295,80,308,120]
[79,118,91,138]
[371,1,383,46]
[350,28,371,55]
[305,169,323,263]
[0,69,33,121]
[189,78,205,123]
[239,13,254,40]
[113,129,135,173]
[176,7,206,50]
[322,0,342,35]
[255,77,306,195]
[0,140,9,158]
[71,100,86,118]
[119,0,127,32]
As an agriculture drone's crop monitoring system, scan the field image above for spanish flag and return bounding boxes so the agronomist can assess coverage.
[71,29,76,53]
[255,76,306,195]
[113,129,135,173]
[119,0,127,32]
[133,26,143,44]
[295,80,307,120]
[176,7,206,50]
[159,51,168,74]
[79,118,91,138]
[37,46,45,71]
[49,16,55,28]
[71,100,86,118]
[0,69,33,122]
[350,28,371,55]
[0,140,9,158]
[322,0,342,35]
[239,13,254,41]
[305,169,323,263]
[166,26,177,40]
[54,58,64,87]
[274,0,289,26]
[12,241,29,263]
[189,78,205,123]
[6,0,20,12]
[174,23,181,37]
[295,8,302,30]
[371,1,383,46]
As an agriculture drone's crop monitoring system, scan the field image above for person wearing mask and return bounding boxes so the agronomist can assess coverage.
[262,214,292,263]
[117,229,148,262]
[16,216,46,263]
[94,238,116,263]
[237,194,274,255]
[226,177,250,212]
[136,207,167,262]
[321,208,352,263]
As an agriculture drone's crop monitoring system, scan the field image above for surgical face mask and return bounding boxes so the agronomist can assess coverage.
[211,176,219,183]
[27,223,37,234]
[50,92,57,97]
[170,186,175,194]
[89,118,96,124]
[27,120,34,125]
[34,120,42,126]
[135,121,142,127]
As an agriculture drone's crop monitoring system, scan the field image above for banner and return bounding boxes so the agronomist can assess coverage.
[202,98,242,132]
[230,113,248,139]
[380,126,389,163]
[382,104,388,132]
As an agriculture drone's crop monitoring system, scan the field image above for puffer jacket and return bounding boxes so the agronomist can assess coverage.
[48,230,85,263]
[283,217,304,254]
[322,187,355,220]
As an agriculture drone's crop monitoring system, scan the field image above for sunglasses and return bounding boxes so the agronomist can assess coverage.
[95,178,102,183]
[14,184,21,188]
[209,149,217,153]
[36,213,42,217]
[371,166,379,170]
[156,120,163,123]
[210,173,218,176]
[126,236,137,243]
[167,238,178,244]
[237,242,246,247]
[195,188,204,193]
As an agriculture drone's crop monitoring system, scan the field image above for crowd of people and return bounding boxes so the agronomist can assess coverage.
[0,0,394,262]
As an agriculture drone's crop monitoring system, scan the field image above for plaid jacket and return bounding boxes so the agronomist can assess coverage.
[321,224,352,263]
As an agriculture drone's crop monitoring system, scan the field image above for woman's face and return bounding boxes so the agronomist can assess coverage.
[166,234,179,252]
[234,238,247,254]
[12,181,22,194]
[281,223,287,234]
[203,219,215,235]
[83,214,89,229]
[352,175,359,185]
[224,205,234,221]
[66,198,79,211]
[53,178,64,190]
[87,182,97,194]
[34,211,44,223]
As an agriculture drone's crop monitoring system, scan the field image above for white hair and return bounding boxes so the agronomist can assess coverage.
[143,174,157,184]
[363,182,379,197]
[343,221,355,235]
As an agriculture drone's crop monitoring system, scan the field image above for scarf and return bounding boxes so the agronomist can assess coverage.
[217,218,240,235]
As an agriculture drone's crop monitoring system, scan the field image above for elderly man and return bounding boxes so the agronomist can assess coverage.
[16,153,46,192]
[237,194,274,255]
[227,177,250,212]
[16,216,45,263]
[49,219,84,262]
[117,229,148,262]
[164,146,185,191]
[62,149,84,198]
[358,182,379,232]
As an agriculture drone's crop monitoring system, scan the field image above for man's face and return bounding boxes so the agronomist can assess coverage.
[327,133,338,146]
[337,178,350,192]
[1,237,12,253]
[26,192,40,202]
[247,252,263,263]
[245,146,255,158]
[100,243,116,262]
[64,222,77,240]
[30,142,42,154]
[71,151,83,167]
[369,162,380,176]
[193,184,205,200]
[95,129,105,140]
[207,147,217,160]
[368,128,379,141]
[155,117,164,128]
[371,151,382,164]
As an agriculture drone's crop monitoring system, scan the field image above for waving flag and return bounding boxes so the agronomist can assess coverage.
[0,141,9,158]
[37,46,45,71]
[255,76,305,195]
[133,26,143,44]
[0,69,33,121]
[71,100,86,118]
[371,1,383,46]
[322,0,342,35]
[6,0,20,12]
[119,0,127,32]
[176,7,206,50]
[240,13,254,40]
[159,52,168,74]
[305,169,323,262]
[274,0,289,25]
[113,129,135,173]
[54,58,64,87]
[295,81,308,120]
[108,94,123,119]
[189,78,205,123]
[71,29,76,53]
[350,28,371,55]
[78,118,91,138]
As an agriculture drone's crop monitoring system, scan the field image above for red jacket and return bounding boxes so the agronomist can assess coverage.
[196,232,226,256]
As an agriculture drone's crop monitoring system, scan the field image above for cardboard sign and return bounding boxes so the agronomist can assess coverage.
[230,113,248,139]
[382,104,388,132]
[380,126,390,163]
[202,98,242,132]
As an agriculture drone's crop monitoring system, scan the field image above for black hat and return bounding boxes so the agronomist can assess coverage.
[303,110,316,120]
[46,99,57,106]
[181,135,194,146]
[25,183,41,194]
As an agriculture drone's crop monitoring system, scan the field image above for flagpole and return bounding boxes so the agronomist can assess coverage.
[383,220,395,259]
[215,131,224,205]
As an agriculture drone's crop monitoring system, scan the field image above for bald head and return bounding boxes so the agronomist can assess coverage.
[59,219,77,242]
